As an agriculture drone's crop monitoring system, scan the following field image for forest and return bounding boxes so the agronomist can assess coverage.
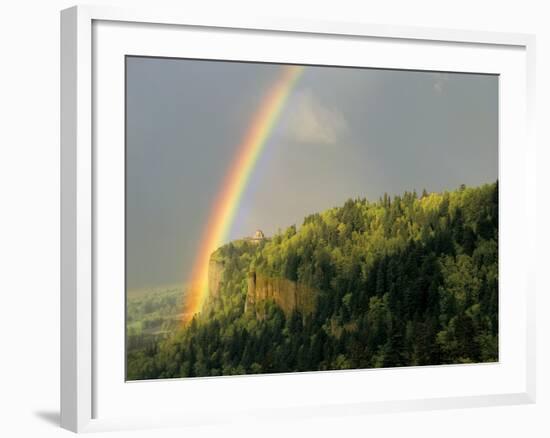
[126,182,498,380]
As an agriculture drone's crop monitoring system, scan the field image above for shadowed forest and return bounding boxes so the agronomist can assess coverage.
[127,182,498,380]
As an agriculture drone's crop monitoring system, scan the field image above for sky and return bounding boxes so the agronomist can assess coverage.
[126,57,498,291]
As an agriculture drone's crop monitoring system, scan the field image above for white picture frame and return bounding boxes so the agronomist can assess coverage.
[60,4,536,433]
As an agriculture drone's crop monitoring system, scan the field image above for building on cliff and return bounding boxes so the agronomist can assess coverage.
[244,229,267,244]
[207,230,318,320]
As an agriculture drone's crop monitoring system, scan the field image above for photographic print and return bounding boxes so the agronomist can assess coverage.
[125,58,498,380]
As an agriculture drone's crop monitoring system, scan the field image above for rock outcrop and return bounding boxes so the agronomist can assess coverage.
[206,248,318,319]
[245,271,318,318]
[207,259,225,298]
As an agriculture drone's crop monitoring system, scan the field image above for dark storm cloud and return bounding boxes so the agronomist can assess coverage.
[126,58,497,290]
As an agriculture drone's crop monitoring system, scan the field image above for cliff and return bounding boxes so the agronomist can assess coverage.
[206,239,319,319]
[208,258,225,298]
[245,271,318,318]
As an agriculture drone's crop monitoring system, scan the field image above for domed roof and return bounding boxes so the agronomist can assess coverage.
[253,229,265,239]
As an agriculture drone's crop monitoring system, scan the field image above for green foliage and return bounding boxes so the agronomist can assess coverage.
[127,182,498,379]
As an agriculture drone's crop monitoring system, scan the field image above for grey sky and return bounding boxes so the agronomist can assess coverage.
[126,57,498,291]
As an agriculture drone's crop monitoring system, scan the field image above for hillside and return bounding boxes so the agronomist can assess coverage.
[126,182,498,380]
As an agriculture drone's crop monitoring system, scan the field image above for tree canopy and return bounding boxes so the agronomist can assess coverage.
[127,182,498,380]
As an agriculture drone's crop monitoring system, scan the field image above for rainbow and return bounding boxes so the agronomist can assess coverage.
[182,65,304,322]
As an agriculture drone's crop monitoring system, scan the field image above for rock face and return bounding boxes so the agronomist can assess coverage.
[208,259,225,298]
[206,252,318,318]
[245,271,318,318]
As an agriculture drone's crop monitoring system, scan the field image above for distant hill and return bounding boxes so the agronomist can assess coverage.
[127,182,498,380]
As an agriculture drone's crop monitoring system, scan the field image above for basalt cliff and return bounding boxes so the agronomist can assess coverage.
[245,271,317,318]
[206,248,318,318]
